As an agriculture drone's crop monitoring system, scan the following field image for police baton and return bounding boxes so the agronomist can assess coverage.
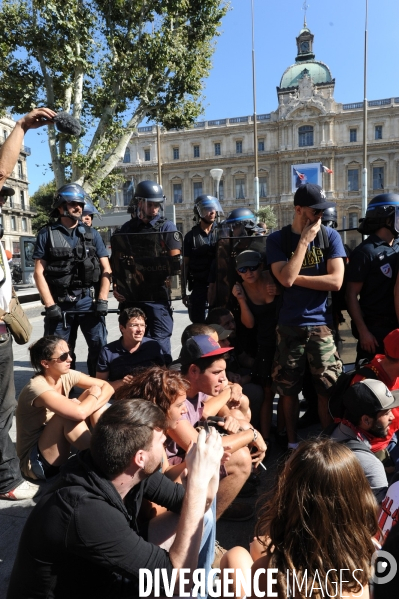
[42,309,120,330]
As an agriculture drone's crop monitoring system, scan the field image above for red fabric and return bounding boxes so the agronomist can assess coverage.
[351,355,399,452]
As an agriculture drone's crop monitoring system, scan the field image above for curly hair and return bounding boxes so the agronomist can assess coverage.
[114,366,189,414]
[255,438,378,597]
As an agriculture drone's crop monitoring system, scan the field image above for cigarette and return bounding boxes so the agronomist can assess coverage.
[258,462,267,471]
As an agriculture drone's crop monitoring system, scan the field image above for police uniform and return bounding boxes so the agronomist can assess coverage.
[346,234,399,360]
[33,220,109,376]
[115,214,181,363]
[183,222,218,323]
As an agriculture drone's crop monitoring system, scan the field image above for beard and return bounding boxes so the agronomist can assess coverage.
[369,420,388,438]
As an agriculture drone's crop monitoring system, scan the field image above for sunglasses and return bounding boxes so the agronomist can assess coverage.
[49,351,71,362]
[237,264,260,274]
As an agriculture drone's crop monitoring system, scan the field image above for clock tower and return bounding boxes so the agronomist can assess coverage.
[296,26,315,62]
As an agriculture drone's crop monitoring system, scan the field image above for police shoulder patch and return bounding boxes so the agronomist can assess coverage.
[380,263,393,278]
[173,232,180,241]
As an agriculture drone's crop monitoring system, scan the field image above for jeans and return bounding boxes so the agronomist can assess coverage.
[0,335,24,493]
[44,294,107,377]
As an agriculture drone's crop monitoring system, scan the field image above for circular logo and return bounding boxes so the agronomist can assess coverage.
[371,549,397,585]
[173,232,180,241]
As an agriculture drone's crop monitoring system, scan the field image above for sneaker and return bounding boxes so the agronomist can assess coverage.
[0,480,41,501]
[237,479,257,498]
[212,540,227,569]
[220,502,254,522]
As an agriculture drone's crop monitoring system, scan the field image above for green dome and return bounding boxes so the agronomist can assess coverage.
[280,61,332,89]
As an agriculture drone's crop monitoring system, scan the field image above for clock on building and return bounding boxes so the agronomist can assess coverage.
[300,41,310,52]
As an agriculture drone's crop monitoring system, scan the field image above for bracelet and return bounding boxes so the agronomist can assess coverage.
[88,393,100,400]
[249,427,258,442]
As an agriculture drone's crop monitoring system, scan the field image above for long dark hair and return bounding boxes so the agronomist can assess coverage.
[29,336,65,375]
[255,438,378,597]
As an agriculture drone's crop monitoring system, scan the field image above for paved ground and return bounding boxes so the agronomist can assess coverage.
[0,291,321,596]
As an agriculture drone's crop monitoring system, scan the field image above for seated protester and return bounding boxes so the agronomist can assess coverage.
[206,307,264,430]
[232,250,280,443]
[329,379,399,503]
[7,400,223,599]
[96,307,164,390]
[16,336,113,482]
[350,328,399,471]
[166,335,267,521]
[219,439,378,599]
[180,323,252,423]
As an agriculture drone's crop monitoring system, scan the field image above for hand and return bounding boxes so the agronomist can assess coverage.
[250,431,267,467]
[232,282,246,302]
[229,383,243,407]
[113,288,126,302]
[185,428,223,487]
[227,372,242,385]
[221,446,232,464]
[300,218,321,245]
[221,415,242,434]
[265,282,278,296]
[122,374,135,385]
[17,108,57,132]
[96,299,108,316]
[359,329,379,355]
[45,304,62,321]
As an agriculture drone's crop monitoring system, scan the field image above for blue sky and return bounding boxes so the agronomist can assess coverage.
[24,0,399,195]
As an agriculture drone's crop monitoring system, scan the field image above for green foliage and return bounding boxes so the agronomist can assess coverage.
[255,205,278,231]
[0,0,228,196]
[29,180,57,233]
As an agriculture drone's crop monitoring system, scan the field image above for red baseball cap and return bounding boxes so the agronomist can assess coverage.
[179,335,233,366]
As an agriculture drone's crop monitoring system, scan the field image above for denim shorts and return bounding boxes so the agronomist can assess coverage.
[29,443,60,481]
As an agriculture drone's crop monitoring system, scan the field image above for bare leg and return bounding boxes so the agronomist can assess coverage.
[216,446,251,519]
[220,547,253,599]
[280,394,299,444]
[38,414,91,467]
[317,394,333,429]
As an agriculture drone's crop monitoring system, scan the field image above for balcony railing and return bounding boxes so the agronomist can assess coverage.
[343,97,397,110]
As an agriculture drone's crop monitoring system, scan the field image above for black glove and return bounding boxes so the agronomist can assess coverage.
[45,304,62,321]
[96,299,108,316]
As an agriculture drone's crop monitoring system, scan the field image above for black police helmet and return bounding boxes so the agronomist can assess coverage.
[225,207,256,228]
[194,194,223,220]
[322,205,338,228]
[358,193,399,234]
[128,180,165,214]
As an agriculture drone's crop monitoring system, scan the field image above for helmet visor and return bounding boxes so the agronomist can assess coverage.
[196,197,223,219]
[138,198,164,220]
[395,206,399,233]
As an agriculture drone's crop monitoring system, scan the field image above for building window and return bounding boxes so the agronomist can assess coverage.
[144,149,150,162]
[173,183,182,204]
[123,147,130,163]
[12,241,20,255]
[17,161,23,178]
[259,177,267,198]
[347,169,359,192]
[235,179,245,200]
[298,125,314,147]
[3,130,8,140]
[193,145,200,158]
[123,181,134,206]
[350,129,357,142]
[236,141,243,154]
[193,181,202,200]
[21,217,27,232]
[173,147,180,160]
[218,180,224,201]
[348,212,358,229]
[214,143,221,156]
[20,190,25,210]
[375,125,383,140]
[11,216,16,230]
[258,139,265,152]
[373,166,384,190]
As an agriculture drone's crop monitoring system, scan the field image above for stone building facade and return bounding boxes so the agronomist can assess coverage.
[0,113,35,256]
[112,23,399,249]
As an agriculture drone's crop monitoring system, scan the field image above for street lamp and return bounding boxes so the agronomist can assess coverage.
[210,168,223,199]
[251,0,259,214]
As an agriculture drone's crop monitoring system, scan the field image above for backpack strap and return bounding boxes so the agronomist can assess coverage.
[316,224,330,252]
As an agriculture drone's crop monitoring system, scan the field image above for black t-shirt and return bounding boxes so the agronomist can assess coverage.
[346,234,399,322]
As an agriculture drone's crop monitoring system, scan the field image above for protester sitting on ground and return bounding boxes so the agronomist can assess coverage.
[96,307,164,390]
[16,336,114,482]
[220,438,378,599]
[349,328,399,471]
[206,307,264,429]
[232,250,280,443]
[329,379,399,503]
[167,335,267,521]
[7,400,223,599]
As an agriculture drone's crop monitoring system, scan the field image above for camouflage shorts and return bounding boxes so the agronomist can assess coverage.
[272,324,343,397]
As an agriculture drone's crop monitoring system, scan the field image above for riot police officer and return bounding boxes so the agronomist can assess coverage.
[81,200,100,227]
[183,194,223,323]
[33,183,112,376]
[346,193,399,364]
[111,180,181,364]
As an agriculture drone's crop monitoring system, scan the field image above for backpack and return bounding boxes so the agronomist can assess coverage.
[328,362,380,419]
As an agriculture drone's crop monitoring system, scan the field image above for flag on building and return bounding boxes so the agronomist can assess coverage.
[321,164,333,174]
